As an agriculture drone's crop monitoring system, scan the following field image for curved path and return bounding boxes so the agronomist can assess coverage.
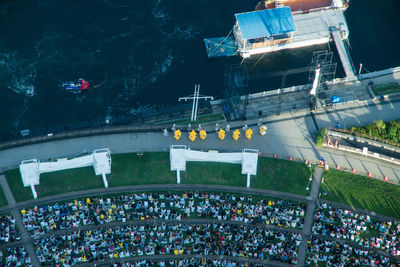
[0,183,309,214]
[1,172,400,266]
[2,96,400,265]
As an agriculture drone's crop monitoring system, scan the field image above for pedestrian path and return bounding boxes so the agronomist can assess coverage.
[1,171,399,266]
[296,166,323,267]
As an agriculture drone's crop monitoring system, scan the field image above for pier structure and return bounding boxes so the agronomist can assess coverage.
[205,6,356,80]
[329,25,355,80]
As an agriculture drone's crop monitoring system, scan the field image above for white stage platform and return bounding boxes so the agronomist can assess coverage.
[20,148,111,199]
[170,145,258,187]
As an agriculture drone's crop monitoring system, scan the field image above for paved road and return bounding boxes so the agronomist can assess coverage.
[3,99,400,185]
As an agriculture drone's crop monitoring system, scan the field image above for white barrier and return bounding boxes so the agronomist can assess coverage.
[20,148,111,199]
[170,146,258,187]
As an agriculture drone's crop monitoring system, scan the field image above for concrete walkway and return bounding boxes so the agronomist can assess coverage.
[296,167,323,267]
[3,98,400,186]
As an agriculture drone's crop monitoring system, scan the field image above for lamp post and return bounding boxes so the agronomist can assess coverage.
[306,162,313,191]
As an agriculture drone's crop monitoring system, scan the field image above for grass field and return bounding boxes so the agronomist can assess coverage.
[5,167,104,203]
[253,157,310,195]
[5,152,311,202]
[156,113,225,125]
[109,153,175,186]
[320,169,400,219]
[0,186,7,206]
[372,82,400,96]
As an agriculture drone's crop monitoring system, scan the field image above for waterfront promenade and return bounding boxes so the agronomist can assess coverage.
[0,67,400,266]
[3,95,400,183]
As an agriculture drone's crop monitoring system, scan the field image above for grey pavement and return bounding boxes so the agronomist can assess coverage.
[3,100,400,185]
[296,167,323,267]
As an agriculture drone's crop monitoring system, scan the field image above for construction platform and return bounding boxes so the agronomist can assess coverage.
[204,37,237,58]
[234,9,349,58]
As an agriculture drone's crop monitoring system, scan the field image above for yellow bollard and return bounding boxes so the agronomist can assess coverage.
[245,128,253,139]
[232,129,240,141]
[199,129,207,140]
[189,130,197,142]
[259,125,267,136]
[174,129,182,140]
[218,128,226,140]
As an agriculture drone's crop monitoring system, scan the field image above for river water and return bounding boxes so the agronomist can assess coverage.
[0,0,399,138]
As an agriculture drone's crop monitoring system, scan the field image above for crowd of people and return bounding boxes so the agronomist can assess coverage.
[313,202,400,257]
[110,258,264,267]
[0,214,20,244]
[33,222,301,266]
[21,191,306,236]
[306,237,393,266]
[0,246,31,266]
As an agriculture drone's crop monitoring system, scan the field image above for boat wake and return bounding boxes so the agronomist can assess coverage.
[0,51,37,97]
[149,49,173,83]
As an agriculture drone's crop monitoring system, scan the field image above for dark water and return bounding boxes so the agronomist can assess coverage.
[0,0,399,137]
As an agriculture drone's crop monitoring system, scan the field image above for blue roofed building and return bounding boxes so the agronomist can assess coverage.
[204,5,350,62]
[233,7,297,58]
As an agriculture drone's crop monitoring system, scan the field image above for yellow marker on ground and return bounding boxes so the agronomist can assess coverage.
[245,128,253,139]
[232,129,240,141]
[218,129,226,140]
[260,125,267,136]
[199,129,207,140]
[189,130,197,142]
[174,129,181,140]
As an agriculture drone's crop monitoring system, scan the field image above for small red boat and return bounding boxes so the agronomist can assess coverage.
[64,78,90,93]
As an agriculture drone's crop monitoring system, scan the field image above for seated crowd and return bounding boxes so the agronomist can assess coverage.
[313,202,400,257]
[111,258,264,266]
[0,246,31,266]
[0,214,20,244]
[306,237,393,266]
[21,191,306,236]
[34,222,301,266]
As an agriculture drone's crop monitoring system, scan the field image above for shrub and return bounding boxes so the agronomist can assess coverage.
[315,128,326,147]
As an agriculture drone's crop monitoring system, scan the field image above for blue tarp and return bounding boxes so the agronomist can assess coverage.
[235,7,296,40]
[331,95,341,103]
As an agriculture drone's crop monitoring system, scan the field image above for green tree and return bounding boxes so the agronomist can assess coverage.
[388,122,398,141]
[365,125,375,136]
[374,120,386,136]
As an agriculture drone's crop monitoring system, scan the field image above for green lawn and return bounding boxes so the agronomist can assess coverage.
[109,153,175,186]
[372,82,400,95]
[183,162,246,186]
[0,186,7,206]
[253,157,310,195]
[5,169,32,202]
[5,167,104,202]
[320,169,400,219]
[156,113,225,125]
[5,153,311,201]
